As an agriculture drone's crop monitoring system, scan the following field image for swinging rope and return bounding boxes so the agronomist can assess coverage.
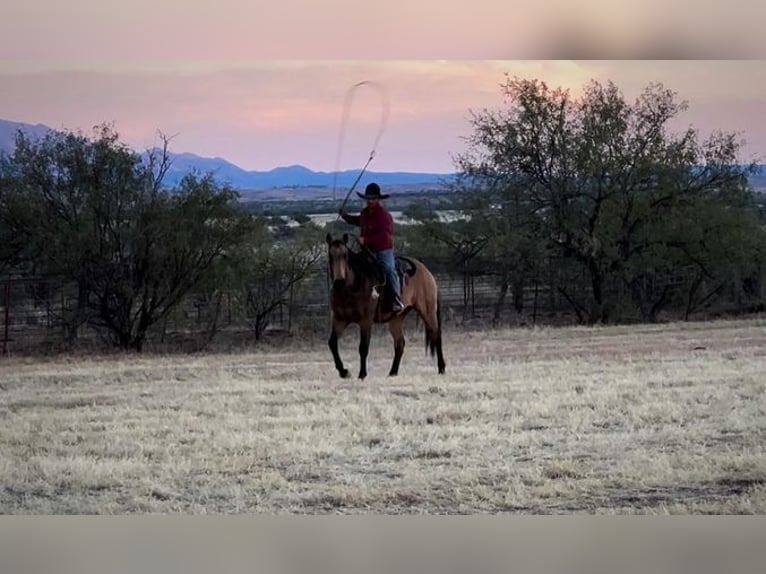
[332,80,390,217]
[327,80,390,322]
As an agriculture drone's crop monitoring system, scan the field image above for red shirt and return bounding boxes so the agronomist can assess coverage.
[341,203,394,251]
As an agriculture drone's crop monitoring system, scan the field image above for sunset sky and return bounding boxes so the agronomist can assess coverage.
[3,1,765,172]
[2,60,764,173]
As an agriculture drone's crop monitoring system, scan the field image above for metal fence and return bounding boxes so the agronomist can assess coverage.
[2,261,762,355]
[0,268,534,354]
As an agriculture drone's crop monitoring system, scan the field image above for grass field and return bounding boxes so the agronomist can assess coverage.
[1,317,765,514]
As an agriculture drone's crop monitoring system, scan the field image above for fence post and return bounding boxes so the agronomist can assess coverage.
[2,281,10,355]
[287,282,294,333]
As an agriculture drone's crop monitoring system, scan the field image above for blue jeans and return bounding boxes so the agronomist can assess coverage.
[375,249,401,298]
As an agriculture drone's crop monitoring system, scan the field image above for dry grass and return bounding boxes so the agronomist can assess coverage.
[1,317,765,514]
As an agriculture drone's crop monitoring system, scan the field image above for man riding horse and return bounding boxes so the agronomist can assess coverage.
[339,182,405,313]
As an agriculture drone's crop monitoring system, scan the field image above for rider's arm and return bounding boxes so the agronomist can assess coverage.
[339,209,361,226]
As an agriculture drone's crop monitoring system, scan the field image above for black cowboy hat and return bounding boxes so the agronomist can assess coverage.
[356,182,389,200]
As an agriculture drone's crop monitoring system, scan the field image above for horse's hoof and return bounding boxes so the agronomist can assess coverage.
[388,371,398,377]
[339,369,350,379]
[358,372,367,380]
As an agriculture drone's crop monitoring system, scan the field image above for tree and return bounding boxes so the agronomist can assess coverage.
[453,176,549,323]
[86,171,251,350]
[0,124,251,350]
[234,220,323,341]
[402,204,488,320]
[0,124,148,340]
[455,75,761,323]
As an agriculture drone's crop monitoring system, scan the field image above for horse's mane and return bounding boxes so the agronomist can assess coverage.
[347,246,380,279]
[328,239,379,287]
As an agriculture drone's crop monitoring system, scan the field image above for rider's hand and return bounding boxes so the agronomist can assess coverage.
[358,236,365,246]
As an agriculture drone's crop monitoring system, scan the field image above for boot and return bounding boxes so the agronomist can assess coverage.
[391,292,404,313]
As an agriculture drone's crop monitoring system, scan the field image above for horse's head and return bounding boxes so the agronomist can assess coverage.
[326,233,353,285]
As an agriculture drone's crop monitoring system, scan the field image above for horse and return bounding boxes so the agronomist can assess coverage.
[325,233,446,380]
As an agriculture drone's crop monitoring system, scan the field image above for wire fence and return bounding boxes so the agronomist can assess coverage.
[0,267,543,355]
[2,261,763,356]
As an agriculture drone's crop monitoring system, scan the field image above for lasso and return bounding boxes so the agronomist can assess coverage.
[332,80,390,216]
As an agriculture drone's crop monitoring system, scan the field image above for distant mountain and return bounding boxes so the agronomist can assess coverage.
[0,118,455,191]
[2,118,763,193]
[0,119,53,153]
[139,147,455,189]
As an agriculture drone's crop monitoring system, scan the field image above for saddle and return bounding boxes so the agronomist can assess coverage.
[395,255,417,285]
[361,249,417,309]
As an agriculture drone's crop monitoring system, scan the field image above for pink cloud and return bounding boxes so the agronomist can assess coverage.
[1,61,764,172]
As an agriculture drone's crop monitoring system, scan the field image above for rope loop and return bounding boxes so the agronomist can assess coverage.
[332,81,390,214]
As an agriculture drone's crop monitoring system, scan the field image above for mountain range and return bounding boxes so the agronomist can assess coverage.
[0,119,455,193]
[2,118,764,196]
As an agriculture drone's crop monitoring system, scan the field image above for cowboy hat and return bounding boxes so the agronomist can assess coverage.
[356,182,389,200]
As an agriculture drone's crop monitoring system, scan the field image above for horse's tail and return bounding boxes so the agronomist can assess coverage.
[425,293,441,357]
[409,260,446,375]
[425,292,445,374]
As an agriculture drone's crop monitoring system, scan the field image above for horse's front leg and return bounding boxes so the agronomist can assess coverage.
[328,318,350,378]
[358,320,373,380]
[388,315,406,376]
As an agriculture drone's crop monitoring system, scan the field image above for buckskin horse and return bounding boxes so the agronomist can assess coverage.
[325,233,446,379]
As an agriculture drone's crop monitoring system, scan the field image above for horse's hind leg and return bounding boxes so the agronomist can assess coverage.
[328,318,350,378]
[388,315,406,376]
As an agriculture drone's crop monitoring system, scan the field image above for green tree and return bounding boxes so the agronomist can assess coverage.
[401,205,488,320]
[0,124,148,340]
[455,75,760,323]
[0,124,251,350]
[87,171,250,350]
[234,220,323,340]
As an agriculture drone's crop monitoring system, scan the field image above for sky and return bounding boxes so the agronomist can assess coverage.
[1,3,765,173]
